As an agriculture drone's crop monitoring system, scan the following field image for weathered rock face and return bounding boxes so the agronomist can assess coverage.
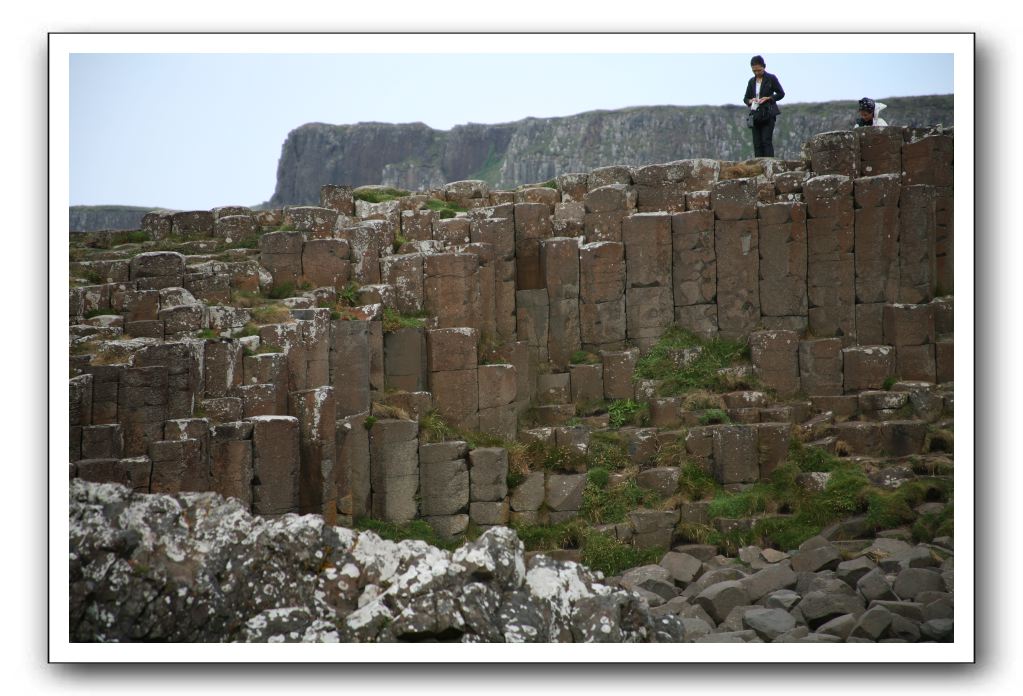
[270,97,953,205]
[69,479,683,643]
[70,205,163,233]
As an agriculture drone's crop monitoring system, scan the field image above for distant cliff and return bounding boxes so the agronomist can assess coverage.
[69,205,161,233]
[270,95,953,206]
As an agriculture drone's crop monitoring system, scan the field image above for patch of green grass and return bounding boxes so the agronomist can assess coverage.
[634,326,751,395]
[581,479,661,526]
[354,187,409,204]
[675,522,716,545]
[392,233,410,253]
[580,530,665,577]
[423,198,467,218]
[587,466,610,489]
[698,408,732,425]
[607,399,645,428]
[248,303,294,326]
[225,236,259,250]
[539,444,588,473]
[382,307,428,333]
[83,308,117,319]
[194,329,219,340]
[541,179,558,189]
[267,281,312,300]
[79,269,106,285]
[512,520,586,553]
[751,516,822,552]
[677,462,719,501]
[882,375,898,390]
[707,484,773,519]
[799,466,871,525]
[339,282,361,307]
[417,409,461,444]
[354,517,466,551]
[911,505,953,544]
[586,431,630,471]
[864,478,952,532]
[363,415,378,430]
[108,230,149,245]
[507,470,527,490]
[569,350,600,365]
[787,439,844,472]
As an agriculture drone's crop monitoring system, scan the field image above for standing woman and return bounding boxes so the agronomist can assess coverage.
[744,55,785,157]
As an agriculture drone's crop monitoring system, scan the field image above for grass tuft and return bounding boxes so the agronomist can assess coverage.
[634,327,752,395]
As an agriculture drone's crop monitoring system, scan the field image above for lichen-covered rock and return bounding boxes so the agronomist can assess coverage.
[69,480,674,643]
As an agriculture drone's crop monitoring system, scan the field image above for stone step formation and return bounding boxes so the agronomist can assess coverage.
[68,124,955,643]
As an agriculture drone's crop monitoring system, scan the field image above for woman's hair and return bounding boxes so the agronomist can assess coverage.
[750,55,766,67]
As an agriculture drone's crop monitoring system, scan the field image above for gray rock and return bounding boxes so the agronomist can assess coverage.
[797,591,865,629]
[893,567,945,600]
[773,625,810,642]
[720,604,762,632]
[923,595,954,621]
[836,556,877,588]
[791,539,842,573]
[620,564,678,601]
[742,607,797,641]
[816,613,857,640]
[857,567,898,602]
[764,589,802,611]
[659,552,704,585]
[696,630,761,643]
[695,580,751,625]
[887,614,922,642]
[679,616,714,642]
[851,605,893,641]
[920,618,954,642]
[869,600,925,623]
[682,566,748,599]
[879,545,938,572]
[741,562,797,602]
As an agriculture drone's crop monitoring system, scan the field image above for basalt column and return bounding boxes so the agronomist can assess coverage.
[804,174,856,341]
[540,236,581,369]
[853,174,901,344]
[672,210,718,339]
[757,201,808,334]
[712,178,760,341]
[623,213,674,350]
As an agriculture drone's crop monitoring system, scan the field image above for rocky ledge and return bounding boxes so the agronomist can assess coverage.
[69,479,952,643]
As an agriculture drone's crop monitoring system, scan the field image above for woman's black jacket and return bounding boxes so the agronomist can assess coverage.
[744,72,785,116]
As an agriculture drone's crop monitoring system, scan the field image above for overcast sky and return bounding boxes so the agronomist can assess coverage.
[68,48,955,210]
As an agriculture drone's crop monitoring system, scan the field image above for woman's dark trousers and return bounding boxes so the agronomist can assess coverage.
[752,116,776,157]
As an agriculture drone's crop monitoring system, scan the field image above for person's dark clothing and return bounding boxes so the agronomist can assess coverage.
[751,116,777,158]
[744,71,785,157]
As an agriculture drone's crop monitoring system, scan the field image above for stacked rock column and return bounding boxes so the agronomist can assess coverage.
[426,327,480,431]
[903,134,953,294]
[853,174,902,344]
[623,213,674,350]
[804,174,856,341]
[579,241,626,352]
[672,209,718,338]
[757,201,808,334]
[540,236,581,369]
[368,419,420,523]
[712,178,760,341]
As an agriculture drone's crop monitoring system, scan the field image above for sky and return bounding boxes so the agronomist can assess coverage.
[68,47,955,210]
